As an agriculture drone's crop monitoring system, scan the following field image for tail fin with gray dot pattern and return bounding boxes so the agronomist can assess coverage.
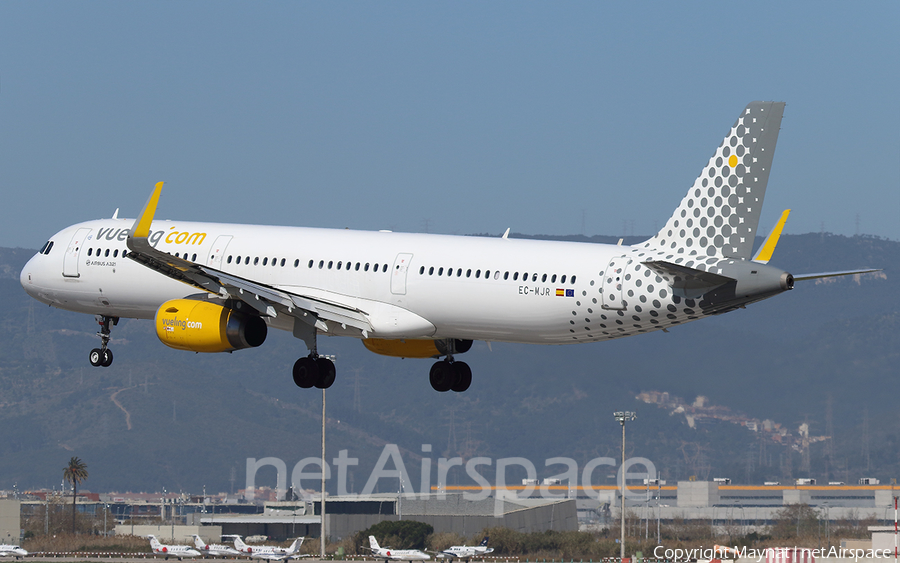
[643,101,785,260]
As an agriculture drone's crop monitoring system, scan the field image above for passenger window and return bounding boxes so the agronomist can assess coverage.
[438,267,443,275]
[532,273,538,282]
[457,268,462,277]
[192,253,197,261]
[561,275,566,283]
[122,250,127,257]
[447,268,452,277]
[105,249,110,257]
[245,257,250,265]
[475,270,481,278]
[373,263,379,271]
[365,263,370,271]
[504,271,509,280]
[428,267,434,275]
[263,257,268,266]
[420,266,425,274]
[227,256,232,264]
[236,255,241,263]
[382,264,388,272]
[88,248,93,256]
[571,275,576,283]
[114,249,119,258]
[318,260,324,269]
[541,274,547,282]
[355,262,360,271]
[466,269,471,278]
[306,260,311,268]
[328,261,333,269]
[337,261,342,269]
[346,262,352,270]
[513,272,519,281]
[254,257,260,265]
[551,274,556,282]
[495,271,500,280]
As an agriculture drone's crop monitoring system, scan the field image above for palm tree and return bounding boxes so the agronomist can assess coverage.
[62,457,88,534]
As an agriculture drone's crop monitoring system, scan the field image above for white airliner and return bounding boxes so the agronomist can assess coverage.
[0,544,27,560]
[435,537,493,560]
[148,535,202,560]
[232,536,305,560]
[19,102,876,392]
[191,534,242,558]
[367,536,430,562]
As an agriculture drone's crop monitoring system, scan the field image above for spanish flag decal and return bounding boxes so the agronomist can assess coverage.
[556,289,565,296]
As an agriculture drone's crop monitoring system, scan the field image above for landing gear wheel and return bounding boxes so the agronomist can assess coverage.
[450,361,472,392]
[292,357,319,388]
[101,349,114,367]
[429,361,456,392]
[315,357,336,389]
[89,348,104,367]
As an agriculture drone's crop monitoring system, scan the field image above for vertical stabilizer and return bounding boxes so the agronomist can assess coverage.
[645,101,785,259]
[369,536,381,551]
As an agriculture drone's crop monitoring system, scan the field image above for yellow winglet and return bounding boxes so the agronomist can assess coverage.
[752,209,790,264]
[132,181,164,238]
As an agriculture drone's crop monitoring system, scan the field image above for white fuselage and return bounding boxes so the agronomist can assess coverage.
[21,217,711,346]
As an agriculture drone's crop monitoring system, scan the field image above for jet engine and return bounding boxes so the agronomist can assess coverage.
[155,299,267,353]
[363,338,472,358]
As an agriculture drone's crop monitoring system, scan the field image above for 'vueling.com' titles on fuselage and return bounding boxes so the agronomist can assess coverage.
[20,102,877,393]
[96,226,207,247]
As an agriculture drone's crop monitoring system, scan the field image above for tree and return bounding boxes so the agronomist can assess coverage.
[62,457,88,534]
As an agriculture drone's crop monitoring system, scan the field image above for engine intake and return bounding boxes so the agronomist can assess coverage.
[155,299,267,353]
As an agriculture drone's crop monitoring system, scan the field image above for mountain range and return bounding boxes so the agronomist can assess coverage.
[0,233,896,495]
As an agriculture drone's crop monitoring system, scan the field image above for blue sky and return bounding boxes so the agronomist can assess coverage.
[1,2,897,248]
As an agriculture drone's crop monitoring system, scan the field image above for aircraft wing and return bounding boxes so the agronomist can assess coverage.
[126,183,373,336]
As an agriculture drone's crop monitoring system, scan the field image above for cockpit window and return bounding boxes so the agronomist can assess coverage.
[39,241,54,255]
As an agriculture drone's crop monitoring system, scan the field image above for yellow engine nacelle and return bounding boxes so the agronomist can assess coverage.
[155,299,267,353]
[362,338,473,359]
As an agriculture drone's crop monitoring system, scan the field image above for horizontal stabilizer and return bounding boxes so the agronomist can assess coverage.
[793,268,881,281]
[642,260,733,298]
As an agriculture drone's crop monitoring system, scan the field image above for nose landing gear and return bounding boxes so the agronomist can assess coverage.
[89,315,117,367]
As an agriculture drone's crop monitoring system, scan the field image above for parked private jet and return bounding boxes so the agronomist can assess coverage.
[367,536,430,562]
[20,102,876,392]
[148,535,201,560]
[191,534,242,558]
[435,537,493,560]
[0,544,27,560]
[232,536,306,560]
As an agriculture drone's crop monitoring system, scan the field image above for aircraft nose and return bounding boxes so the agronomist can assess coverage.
[20,255,37,295]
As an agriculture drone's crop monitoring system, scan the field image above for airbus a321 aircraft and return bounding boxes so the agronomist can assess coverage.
[436,537,493,561]
[20,102,876,393]
[367,536,430,562]
[0,544,28,560]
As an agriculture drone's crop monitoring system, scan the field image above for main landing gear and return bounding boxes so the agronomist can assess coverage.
[89,315,118,367]
[292,355,336,389]
[429,358,472,393]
